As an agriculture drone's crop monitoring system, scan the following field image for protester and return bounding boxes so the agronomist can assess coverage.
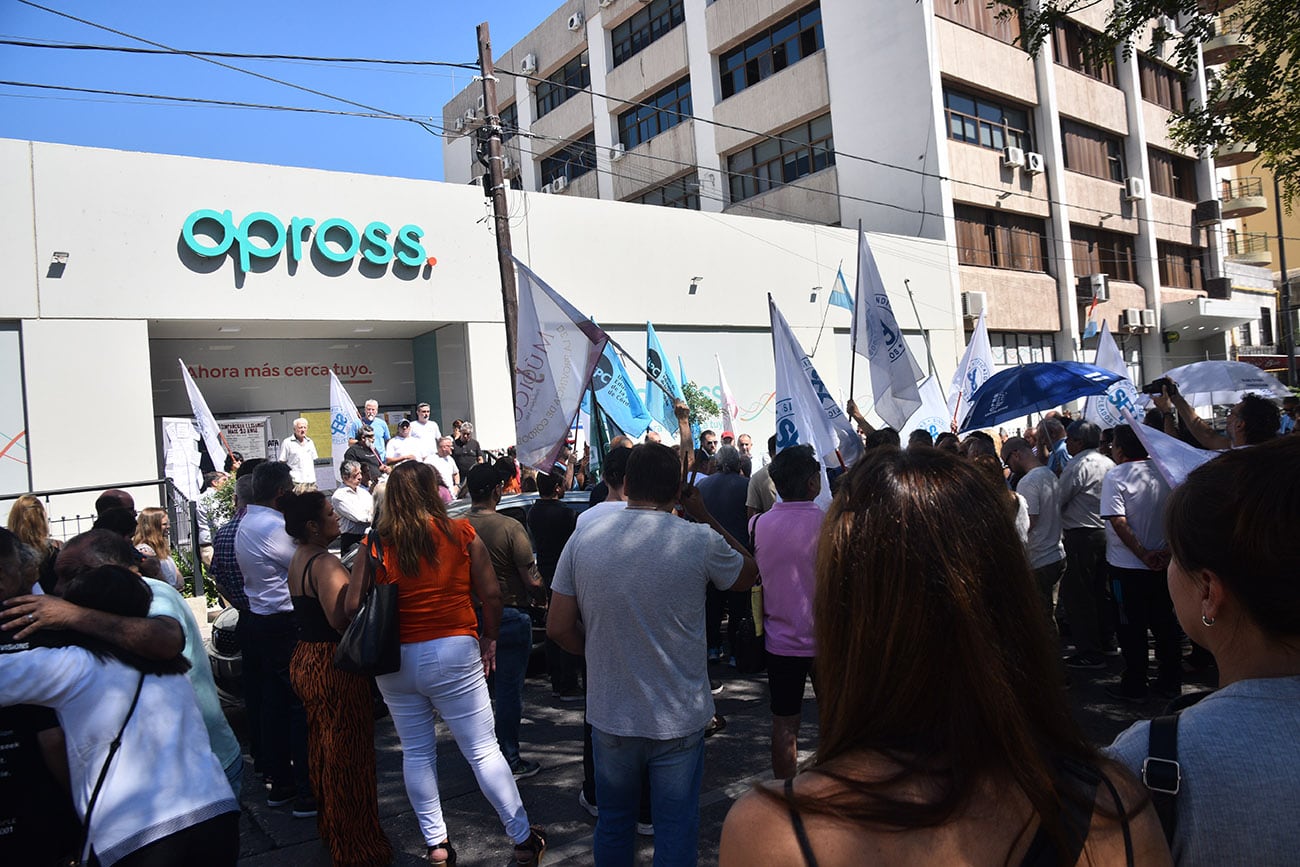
[345,424,388,488]
[425,435,461,496]
[1039,417,1070,475]
[410,401,441,444]
[279,418,319,492]
[971,454,1025,542]
[452,422,484,490]
[352,461,545,866]
[1109,436,1300,863]
[1058,420,1116,669]
[223,450,244,474]
[1160,384,1280,450]
[548,442,758,865]
[745,435,779,518]
[719,448,1169,866]
[350,400,391,452]
[526,471,581,700]
[699,444,752,665]
[1,564,240,866]
[1002,436,1065,621]
[6,494,60,592]
[133,506,182,592]
[331,460,373,557]
[934,431,960,453]
[751,444,823,779]
[386,418,423,467]
[907,428,934,449]
[283,492,392,866]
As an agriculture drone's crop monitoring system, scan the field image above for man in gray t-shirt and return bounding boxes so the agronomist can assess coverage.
[549,441,757,865]
[1003,437,1065,621]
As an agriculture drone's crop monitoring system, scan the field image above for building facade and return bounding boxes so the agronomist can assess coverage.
[442,0,1279,382]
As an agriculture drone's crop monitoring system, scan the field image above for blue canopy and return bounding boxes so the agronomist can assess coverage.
[958,361,1124,432]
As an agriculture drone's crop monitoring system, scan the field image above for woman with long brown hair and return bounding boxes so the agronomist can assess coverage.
[133,506,182,591]
[720,448,1169,866]
[6,495,60,592]
[352,461,545,866]
[283,491,392,866]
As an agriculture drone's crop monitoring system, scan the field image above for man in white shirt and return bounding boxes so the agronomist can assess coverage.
[1057,420,1115,670]
[424,435,460,494]
[331,460,373,556]
[278,417,318,492]
[235,461,312,816]
[1101,424,1178,703]
[385,418,422,466]
[1002,436,1065,622]
[409,402,441,447]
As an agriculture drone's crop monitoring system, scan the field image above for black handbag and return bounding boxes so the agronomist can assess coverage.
[334,534,401,676]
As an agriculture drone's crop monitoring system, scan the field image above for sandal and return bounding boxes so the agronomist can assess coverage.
[512,825,547,866]
[428,840,456,866]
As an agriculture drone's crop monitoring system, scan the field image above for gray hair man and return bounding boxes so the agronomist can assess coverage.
[1057,420,1116,670]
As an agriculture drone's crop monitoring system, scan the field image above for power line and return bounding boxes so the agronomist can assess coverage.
[0,37,482,69]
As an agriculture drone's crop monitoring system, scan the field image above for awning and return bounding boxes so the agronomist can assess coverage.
[1160,297,1259,335]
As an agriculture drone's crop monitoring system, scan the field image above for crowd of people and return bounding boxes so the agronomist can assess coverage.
[1,385,1296,866]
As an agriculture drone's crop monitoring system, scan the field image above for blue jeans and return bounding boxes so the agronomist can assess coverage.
[591,727,706,867]
[492,607,533,767]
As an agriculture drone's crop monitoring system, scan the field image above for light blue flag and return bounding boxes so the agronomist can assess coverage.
[678,356,700,448]
[828,266,854,312]
[645,322,684,439]
[582,343,653,438]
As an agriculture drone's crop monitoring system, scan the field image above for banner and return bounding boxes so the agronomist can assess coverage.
[1121,407,1216,488]
[513,258,609,472]
[850,229,923,429]
[1084,321,1139,428]
[716,354,740,438]
[217,417,271,460]
[901,376,954,441]
[645,322,685,441]
[947,309,994,423]
[329,371,363,482]
[178,358,228,471]
[161,417,203,501]
[583,343,652,439]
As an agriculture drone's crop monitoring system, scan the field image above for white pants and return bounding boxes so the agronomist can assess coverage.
[376,634,530,845]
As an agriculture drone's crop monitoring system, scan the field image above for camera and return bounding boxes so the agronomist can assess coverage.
[1141,377,1177,396]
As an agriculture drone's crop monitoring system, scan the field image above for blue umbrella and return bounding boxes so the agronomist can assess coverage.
[958,361,1124,432]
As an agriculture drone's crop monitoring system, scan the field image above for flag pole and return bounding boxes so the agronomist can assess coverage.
[810,257,843,358]
[903,278,937,378]
[605,334,677,404]
[849,224,861,400]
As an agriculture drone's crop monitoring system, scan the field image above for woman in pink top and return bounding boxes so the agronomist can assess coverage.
[748,444,824,779]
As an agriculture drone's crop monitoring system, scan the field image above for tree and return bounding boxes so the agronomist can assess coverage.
[681,380,721,425]
[1002,0,1300,207]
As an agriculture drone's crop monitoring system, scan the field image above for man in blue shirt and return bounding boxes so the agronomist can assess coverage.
[349,399,390,453]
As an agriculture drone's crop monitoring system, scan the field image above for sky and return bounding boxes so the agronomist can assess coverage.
[0,0,543,181]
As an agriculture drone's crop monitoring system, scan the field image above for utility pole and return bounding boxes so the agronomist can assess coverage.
[1274,175,1297,385]
[477,21,518,393]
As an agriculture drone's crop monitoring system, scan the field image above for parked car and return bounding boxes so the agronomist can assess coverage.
[206,489,594,702]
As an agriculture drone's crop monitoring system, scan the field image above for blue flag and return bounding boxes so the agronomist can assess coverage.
[582,343,653,438]
[678,356,699,448]
[645,322,684,440]
[828,266,854,312]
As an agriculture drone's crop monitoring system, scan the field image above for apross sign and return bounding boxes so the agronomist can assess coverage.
[181,209,427,273]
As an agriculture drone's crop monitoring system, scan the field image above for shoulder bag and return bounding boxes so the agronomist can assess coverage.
[334,533,402,676]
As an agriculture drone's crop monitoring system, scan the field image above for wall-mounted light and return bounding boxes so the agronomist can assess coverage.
[688,276,703,295]
[809,285,822,303]
[47,251,69,279]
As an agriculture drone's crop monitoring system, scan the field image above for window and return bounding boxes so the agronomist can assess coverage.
[1052,20,1117,85]
[632,173,700,210]
[1061,119,1125,181]
[727,114,834,203]
[989,332,1057,365]
[1259,307,1274,345]
[944,88,1033,151]
[954,206,1050,272]
[539,133,597,185]
[1072,224,1136,282]
[934,0,1022,46]
[535,51,590,119]
[1148,149,1197,200]
[719,2,824,99]
[618,77,692,149]
[1138,57,1187,112]
[499,103,518,142]
[612,0,685,68]
[1157,242,1204,290]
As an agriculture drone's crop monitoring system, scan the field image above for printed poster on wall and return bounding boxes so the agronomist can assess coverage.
[216,417,270,460]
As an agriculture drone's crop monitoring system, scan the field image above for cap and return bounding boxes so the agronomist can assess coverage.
[397,418,411,429]
[465,463,501,498]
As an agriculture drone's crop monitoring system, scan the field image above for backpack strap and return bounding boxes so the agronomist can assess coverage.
[1143,713,1181,844]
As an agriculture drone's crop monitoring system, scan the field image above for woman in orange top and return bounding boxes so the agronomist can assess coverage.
[351,461,546,867]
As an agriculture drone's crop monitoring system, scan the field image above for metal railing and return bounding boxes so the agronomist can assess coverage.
[1221,176,1264,200]
[1226,231,1270,257]
[0,478,207,599]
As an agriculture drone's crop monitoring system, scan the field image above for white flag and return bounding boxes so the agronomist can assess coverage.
[851,228,923,429]
[513,258,609,472]
[1121,407,1216,488]
[947,310,994,423]
[329,371,363,483]
[178,358,227,471]
[1084,321,1139,428]
[716,354,740,438]
[770,295,863,471]
[902,376,956,440]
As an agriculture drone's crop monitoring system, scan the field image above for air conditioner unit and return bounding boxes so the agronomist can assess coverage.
[465,108,479,124]
[1001,146,1025,169]
[1156,15,1178,34]
[1205,276,1233,299]
[454,116,465,132]
[501,155,516,175]
[1077,273,1109,303]
[551,175,569,193]
[567,11,585,31]
[1124,177,1146,201]
[1194,199,1222,226]
[1024,152,1045,174]
[611,143,626,161]
[961,290,988,318]
[520,53,537,74]
[541,182,555,195]
[1120,308,1144,331]
[1140,308,1157,329]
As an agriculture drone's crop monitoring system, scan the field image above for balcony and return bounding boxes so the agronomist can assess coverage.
[1202,25,1251,65]
[1225,231,1271,267]
[1220,176,1268,219]
[1214,141,1259,167]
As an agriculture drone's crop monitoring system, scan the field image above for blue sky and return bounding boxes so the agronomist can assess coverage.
[0,0,542,180]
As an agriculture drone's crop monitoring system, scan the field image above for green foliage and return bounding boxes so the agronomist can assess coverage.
[681,380,721,424]
[210,475,236,526]
[1002,0,1300,207]
[174,549,219,606]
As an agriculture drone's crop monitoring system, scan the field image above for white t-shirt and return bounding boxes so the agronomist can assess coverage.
[424,453,459,489]
[575,499,626,530]
[409,418,441,443]
[385,434,423,462]
[1014,494,1030,545]
[1015,465,1065,569]
[1101,459,1170,570]
[278,436,318,484]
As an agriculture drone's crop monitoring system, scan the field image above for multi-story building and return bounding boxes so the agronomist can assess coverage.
[442,0,1280,383]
